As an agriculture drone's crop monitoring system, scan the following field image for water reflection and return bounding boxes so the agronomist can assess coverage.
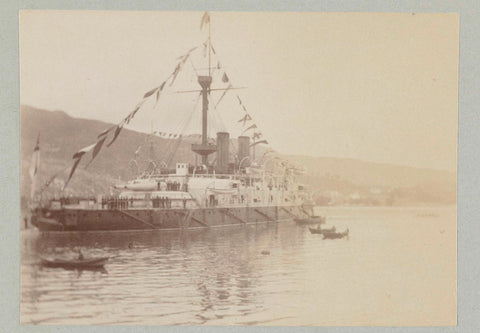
[39,265,108,276]
[21,207,456,325]
[22,223,296,324]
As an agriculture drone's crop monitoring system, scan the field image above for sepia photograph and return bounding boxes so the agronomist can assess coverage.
[19,11,458,326]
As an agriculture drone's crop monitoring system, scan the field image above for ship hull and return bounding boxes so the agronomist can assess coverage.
[31,205,304,232]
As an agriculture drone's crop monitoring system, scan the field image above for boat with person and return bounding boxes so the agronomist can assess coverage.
[322,228,349,240]
[28,12,322,232]
[308,225,336,235]
[40,256,109,269]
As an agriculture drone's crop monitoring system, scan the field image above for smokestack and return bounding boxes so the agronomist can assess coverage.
[216,132,229,174]
[238,136,250,168]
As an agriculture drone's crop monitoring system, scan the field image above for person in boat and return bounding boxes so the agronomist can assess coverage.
[78,250,84,260]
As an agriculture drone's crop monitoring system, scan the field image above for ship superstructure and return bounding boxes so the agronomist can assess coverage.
[32,135,313,231]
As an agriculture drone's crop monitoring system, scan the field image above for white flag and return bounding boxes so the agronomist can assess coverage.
[29,134,40,200]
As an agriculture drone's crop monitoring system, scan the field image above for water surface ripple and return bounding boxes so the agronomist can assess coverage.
[21,206,456,325]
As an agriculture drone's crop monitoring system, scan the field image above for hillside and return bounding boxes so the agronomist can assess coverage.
[21,105,202,196]
[287,155,455,205]
[21,106,456,205]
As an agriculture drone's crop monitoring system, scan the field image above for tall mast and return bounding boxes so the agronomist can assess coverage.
[190,12,217,166]
[208,17,211,77]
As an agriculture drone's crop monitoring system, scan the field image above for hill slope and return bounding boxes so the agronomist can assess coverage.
[21,106,456,205]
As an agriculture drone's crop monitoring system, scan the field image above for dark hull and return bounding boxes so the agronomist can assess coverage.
[40,257,109,268]
[322,230,349,239]
[32,205,304,232]
[34,217,64,231]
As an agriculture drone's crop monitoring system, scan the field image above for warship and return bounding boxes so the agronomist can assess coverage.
[29,12,317,232]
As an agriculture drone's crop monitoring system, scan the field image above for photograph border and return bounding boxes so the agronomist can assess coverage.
[2,0,479,332]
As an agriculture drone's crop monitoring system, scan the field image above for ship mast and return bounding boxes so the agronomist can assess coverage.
[208,17,211,77]
[191,13,216,166]
[188,13,247,168]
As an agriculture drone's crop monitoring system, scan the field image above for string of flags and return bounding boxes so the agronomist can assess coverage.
[152,132,209,139]
[235,95,268,145]
[237,113,252,127]
[201,12,268,148]
[208,48,267,146]
[63,44,201,190]
[62,11,268,190]
[198,22,267,147]
[153,131,182,138]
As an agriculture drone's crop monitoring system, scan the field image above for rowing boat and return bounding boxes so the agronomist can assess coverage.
[322,229,349,240]
[40,256,109,269]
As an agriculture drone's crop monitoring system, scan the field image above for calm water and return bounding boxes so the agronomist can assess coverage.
[21,206,456,326]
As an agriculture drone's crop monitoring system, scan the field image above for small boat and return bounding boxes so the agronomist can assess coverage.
[322,228,349,240]
[309,225,336,234]
[40,256,109,269]
[295,215,326,225]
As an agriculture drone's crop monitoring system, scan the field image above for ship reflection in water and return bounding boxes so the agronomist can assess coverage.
[21,207,456,326]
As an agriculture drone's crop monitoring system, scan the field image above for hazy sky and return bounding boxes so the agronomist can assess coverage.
[20,11,458,171]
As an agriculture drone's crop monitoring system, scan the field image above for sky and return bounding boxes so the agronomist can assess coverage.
[19,11,458,172]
